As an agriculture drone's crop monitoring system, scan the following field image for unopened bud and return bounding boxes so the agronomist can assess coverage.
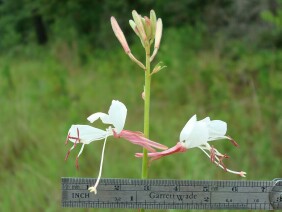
[132,10,147,43]
[150,10,157,40]
[141,91,145,100]
[129,20,140,36]
[150,18,163,62]
[155,18,163,49]
[151,62,166,75]
[144,16,152,40]
[111,17,131,53]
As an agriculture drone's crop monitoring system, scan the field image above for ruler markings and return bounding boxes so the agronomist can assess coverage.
[62,177,282,210]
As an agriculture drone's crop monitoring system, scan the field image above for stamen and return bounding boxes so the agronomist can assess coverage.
[227,136,239,147]
[88,133,109,194]
[65,143,77,161]
[77,128,80,143]
[75,144,85,170]
[73,139,78,148]
[75,157,79,169]
[65,133,70,145]
[65,150,71,161]
[210,145,215,163]
[67,136,79,140]
[198,146,245,176]
[218,155,227,171]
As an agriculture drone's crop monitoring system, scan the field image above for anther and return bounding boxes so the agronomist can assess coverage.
[210,146,216,163]
[77,128,81,143]
[218,156,227,171]
[65,150,71,161]
[75,157,79,170]
[65,133,70,145]
[227,136,239,147]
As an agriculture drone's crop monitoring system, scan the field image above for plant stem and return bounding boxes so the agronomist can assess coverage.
[142,46,151,179]
[140,45,151,212]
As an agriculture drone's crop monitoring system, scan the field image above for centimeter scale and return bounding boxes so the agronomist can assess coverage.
[62,177,282,210]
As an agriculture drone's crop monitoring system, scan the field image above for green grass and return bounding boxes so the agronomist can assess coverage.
[0,27,282,211]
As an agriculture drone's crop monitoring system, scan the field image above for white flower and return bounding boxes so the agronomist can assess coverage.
[66,100,127,157]
[65,100,168,194]
[65,100,127,194]
[136,114,246,177]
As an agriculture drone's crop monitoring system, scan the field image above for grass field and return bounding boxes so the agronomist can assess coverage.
[0,27,282,211]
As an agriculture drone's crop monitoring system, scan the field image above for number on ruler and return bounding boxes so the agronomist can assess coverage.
[232,186,238,192]
[226,199,233,203]
[144,185,151,191]
[204,197,210,202]
[254,199,259,203]
[72,185,79,189]
[203,186,209,192]
[174,186,180,191]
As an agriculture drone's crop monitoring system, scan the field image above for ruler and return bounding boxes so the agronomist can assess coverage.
[62,177,282,210]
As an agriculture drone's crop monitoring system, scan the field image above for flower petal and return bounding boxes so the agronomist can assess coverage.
[208,120,227,140]
[68,125,108,144]
[179,114,197,142]
[87,112,109,123]
[180,117,209,149]
[108,100,127,134]
[184,121,209,148]
[198,117,210,124]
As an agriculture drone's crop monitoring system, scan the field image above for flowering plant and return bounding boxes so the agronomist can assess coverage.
[65,10,246,210]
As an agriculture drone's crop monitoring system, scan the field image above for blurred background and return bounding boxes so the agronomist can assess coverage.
[1,0,282,211]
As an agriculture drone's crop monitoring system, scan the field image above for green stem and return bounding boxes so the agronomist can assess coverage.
[140,45,151,212]
[142,46,151,179]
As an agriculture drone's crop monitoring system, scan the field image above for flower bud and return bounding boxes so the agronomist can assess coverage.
[144,16,152,40]
[150,10,157,40]
[110,17,130,53]
[154,18,163,49]
[141,90,145,100]
[150,18,163,62]
[129,20,140,36]
[132,10,147,43]
[151,62,166,75]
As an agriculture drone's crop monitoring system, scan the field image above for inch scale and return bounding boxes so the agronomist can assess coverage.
[62,177,282,210]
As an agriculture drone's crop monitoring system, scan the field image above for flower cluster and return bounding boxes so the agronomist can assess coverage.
[65,100,246,193]
[111,10,163,69]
